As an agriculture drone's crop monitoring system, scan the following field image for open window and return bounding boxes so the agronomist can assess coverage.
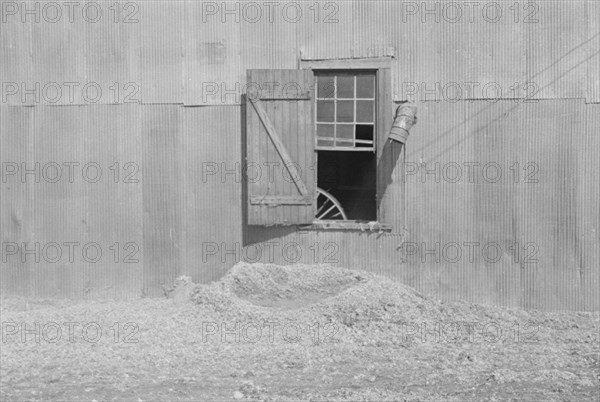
[246,64,399,230]
[314,70,377,222]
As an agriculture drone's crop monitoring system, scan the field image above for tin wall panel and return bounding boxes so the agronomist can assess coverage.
[407,98,595,310]
[28,3,87,105]
[0,105,144,298]
[525,1,588,100]
[183,0,242,105]
[393,1,528,102]
[463,6,528,100]
[4,1,592,106]
[0,106,34,296]
[396,13,478,102]
[142,105,182,296]
[296,1,354,60]
[79,104,144,298]
[585,0,600,103]
[352,1,397,59]
[27,106,90,297]
[1,1,143,106]
[580,104,600,309]
[0,2,33,106]
[181,106,243,282]
[85,0,141,105]
[403,99,516,306]
[179,0,591,105]
[139,1,183,104]
[239,14,298,72]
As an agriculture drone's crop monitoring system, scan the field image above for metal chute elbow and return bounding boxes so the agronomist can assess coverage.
[389,103,417,144]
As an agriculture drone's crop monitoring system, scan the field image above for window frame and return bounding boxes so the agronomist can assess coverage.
[300,57,400,231]
[314,70,377,152]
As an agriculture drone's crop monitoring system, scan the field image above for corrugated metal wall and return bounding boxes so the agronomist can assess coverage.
[244,100,600,311]
[1,1,598,105]
[1,1,598,309]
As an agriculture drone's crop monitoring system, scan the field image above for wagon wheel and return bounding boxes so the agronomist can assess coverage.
[316,188,348,220]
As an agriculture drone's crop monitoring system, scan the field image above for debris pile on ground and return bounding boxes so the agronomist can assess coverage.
[1,262,598,401]
[190,262,530,338]
[191,262,368,311]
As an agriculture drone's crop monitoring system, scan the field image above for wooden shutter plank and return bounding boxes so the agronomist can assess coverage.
[250,196,313,205]
[246,69,316,225]
[250,97,309,196]
[257,92,311,100]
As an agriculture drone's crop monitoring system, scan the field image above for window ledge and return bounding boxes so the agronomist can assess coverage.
[300,220,392,232]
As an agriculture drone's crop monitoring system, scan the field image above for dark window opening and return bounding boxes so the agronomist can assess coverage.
[355,124,374,147]
[317,150,377,221]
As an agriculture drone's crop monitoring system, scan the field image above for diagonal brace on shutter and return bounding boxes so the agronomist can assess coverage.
[249,98,309,196]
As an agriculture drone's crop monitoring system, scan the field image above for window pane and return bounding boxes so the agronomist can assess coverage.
[317,124,334,138]
[336,124,354,140]
[356,124,374,143]
[335,138,354,147]
[356,100,374,122]
[316,100,334,122]
[317,76,335,99]
[336,76,354,98]
[336,100,354,122]
[356,75,374,98]
[317,138,334,147]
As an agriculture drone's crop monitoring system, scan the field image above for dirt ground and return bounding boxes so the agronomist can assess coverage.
[1,263,599,401]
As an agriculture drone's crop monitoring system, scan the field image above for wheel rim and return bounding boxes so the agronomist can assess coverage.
[316,188,348,220]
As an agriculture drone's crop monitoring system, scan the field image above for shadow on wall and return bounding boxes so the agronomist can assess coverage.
[241,95,248,244]
[376,138,404,213]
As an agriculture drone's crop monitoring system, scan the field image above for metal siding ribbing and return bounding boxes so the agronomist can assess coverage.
[2,1,595,106]
[585,0,600,103]
[0,1,598,309]
[0,105,245,297]
[181,106,243,283]
[401,12,477,101]
[297,1,355,60]
[464,3,527,99]
[85,1,141,105]
[406,100,488,305]
[240,10,298,70]
[184,0,242,105]
[29,106,88,298]
[581,104,600,309]
[245,98,599,311]
[30,12,87,105]
[0,106,34,296]
[0,105,144,298]
[176,0,595,105]
[0,7,33,106]
[525,1,589,100]
[352,1,397,59]
[139,1,183,104]
[81,105,144,298]
[142,105,182,296]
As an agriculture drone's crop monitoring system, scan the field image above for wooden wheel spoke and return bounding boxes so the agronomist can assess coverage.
[315,188,348,221]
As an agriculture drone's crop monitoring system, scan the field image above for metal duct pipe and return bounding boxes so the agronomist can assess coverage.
[389,103,417,144]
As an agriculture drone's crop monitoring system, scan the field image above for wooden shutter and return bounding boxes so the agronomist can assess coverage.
[246,69,316,225]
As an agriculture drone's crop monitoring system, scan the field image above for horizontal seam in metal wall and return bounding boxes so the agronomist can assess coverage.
[1,98,593,109]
